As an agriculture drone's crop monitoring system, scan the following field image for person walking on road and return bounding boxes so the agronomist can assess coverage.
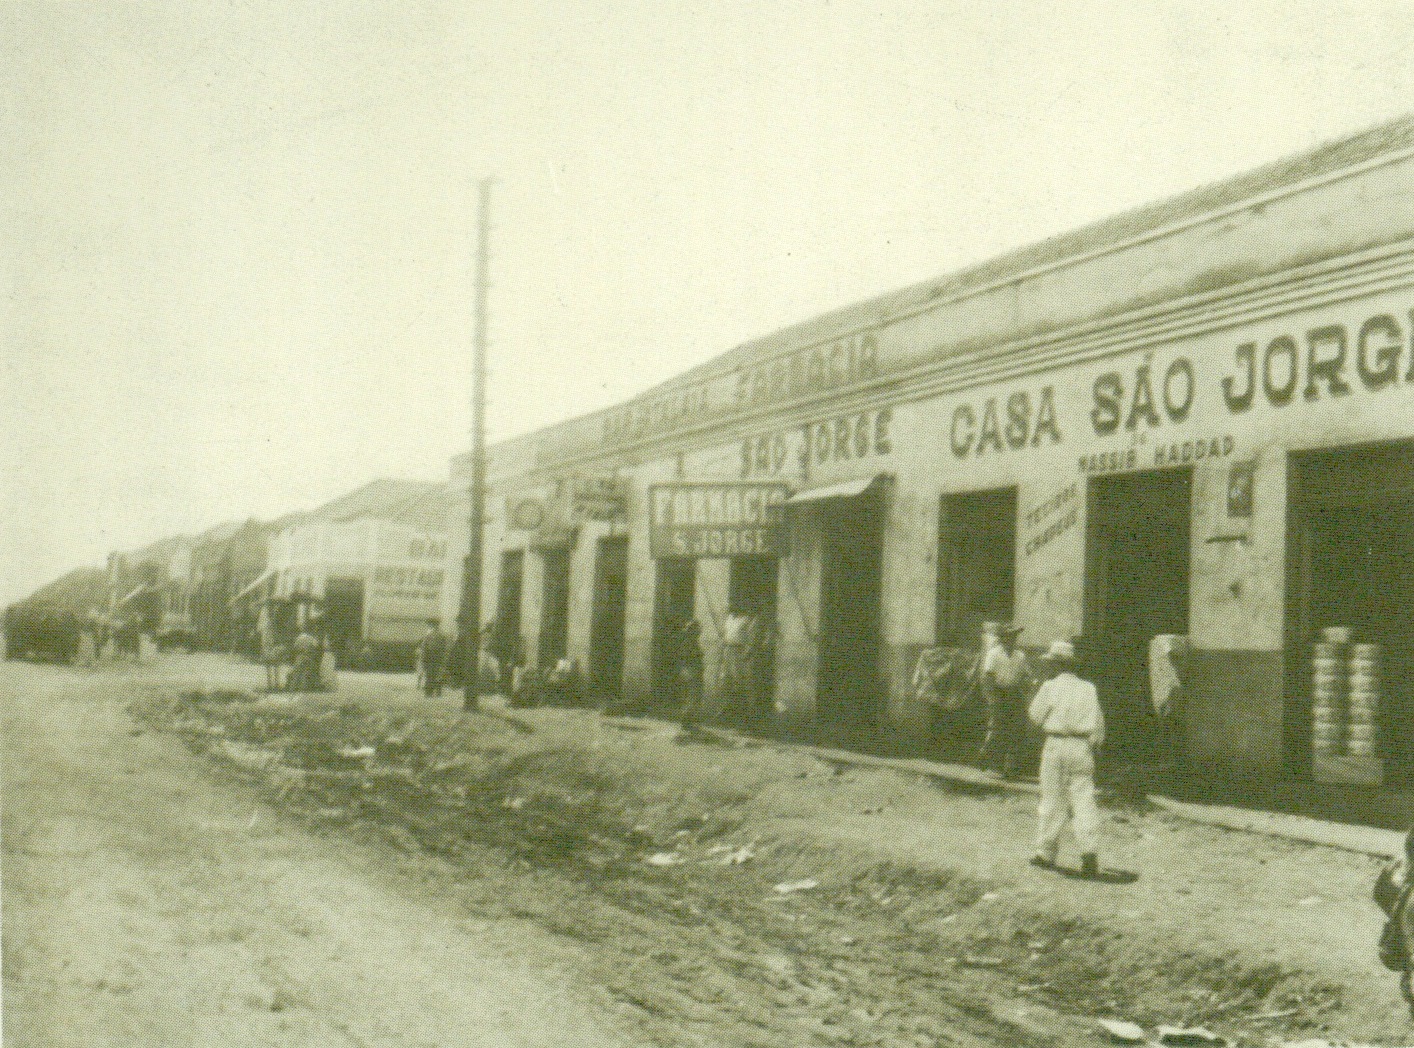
[979,622,1034,779]
[1028,639,1105,878]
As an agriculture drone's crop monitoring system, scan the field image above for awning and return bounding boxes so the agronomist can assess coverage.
[783,474,886,506]
[228,567,275,606]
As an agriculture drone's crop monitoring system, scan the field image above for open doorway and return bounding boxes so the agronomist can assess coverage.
[650,559,696,713]
[492,550,525,689]
[726,557,780,733]
[1084,467,1192,762]
[1286,440,1414,786]
[937,487,1017,646]
[816,486,884,746]
[588,535,629,703]
[323,577,364,666]
[537,547,570,669]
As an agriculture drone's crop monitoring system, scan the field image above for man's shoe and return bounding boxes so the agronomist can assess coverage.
[1080,853,1099,878]
[1029,855,1056,870]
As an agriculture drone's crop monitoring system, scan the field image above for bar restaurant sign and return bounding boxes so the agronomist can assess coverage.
[649,482,789,559]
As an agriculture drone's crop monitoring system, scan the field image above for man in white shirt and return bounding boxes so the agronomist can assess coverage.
[980,622,1034,779]
[1028,639,1105,878]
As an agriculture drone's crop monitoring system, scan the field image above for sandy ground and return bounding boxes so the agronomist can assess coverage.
[7,653,1414,1047]
[2,660,631,1048]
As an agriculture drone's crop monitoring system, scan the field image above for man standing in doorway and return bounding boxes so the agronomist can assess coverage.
[980,622,1034,779]
[1028,639,1105,878]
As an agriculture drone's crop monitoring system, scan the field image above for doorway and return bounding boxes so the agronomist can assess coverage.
[1084,467,1192,762]
[323,577,365,665]
[1286,440,1414,785]
[816,486,885,745]
[727,557,780,732]
[588,535,629,703]
[492,550,525,687]
[650,559,696,712]
[937,487,1017,646]
[537,547,570,669]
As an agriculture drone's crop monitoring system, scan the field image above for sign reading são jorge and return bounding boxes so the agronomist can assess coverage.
[649,483,789,559]
[945,304,1414,469]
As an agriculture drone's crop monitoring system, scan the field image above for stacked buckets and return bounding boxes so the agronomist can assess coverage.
[1311,626,1383,785]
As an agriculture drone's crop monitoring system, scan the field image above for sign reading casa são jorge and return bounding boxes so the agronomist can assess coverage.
[649,483,789,559]
[945,305,1414,468]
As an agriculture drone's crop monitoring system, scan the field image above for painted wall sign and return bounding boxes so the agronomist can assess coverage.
[740,407,894,479]
[949,386,1063,457]
[648,482,789,559]
[507,496,546,531]
[1022,482,1080,558]
[943,305,1414,470]
[734,332,880,407]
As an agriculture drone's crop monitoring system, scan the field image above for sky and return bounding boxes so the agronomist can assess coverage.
[5,0,1414,605]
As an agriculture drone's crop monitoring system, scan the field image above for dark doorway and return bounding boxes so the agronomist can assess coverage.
[650,559,696,713]
[728,557,781,733]
[323,577,364,665]
[937,487,1017,646]
[492,550,525,686]
[816,487,885,746]
[1084,468,1192,762]
[537,547,570,669]
[1286,440,1414,786]
[588,535,629,703]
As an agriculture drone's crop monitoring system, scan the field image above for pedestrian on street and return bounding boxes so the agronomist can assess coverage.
[417,620,449,698]
[1028,639,1105,878]
[979,622,1034,779]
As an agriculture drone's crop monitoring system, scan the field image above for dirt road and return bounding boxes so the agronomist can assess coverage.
[2,661,630,1047]
[7,655,1409,1047]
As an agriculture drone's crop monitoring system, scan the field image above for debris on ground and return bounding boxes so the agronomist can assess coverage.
[645,851,683,867]
[706,843,755,865]
[772,878,819,894]
[336,745,376,760]
[1095,1017,1147,1042]
[1156,1025,1226,1046]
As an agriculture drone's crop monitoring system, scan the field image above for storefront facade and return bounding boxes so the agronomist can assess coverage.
[447,121,1414,785]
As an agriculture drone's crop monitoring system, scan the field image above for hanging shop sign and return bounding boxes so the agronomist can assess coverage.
[506,495,546,531]
[570,476,627,521]
[649,482,789,559]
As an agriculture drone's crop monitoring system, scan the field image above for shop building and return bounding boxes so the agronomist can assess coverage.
[446,117,1414,787]
[266,479,451,668]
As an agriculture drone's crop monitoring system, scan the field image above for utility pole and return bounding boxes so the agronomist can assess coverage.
[459,177,492,711]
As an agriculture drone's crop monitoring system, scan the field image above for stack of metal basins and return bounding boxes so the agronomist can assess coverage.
[1311,628,1349,757]
[1346,643,1380,759]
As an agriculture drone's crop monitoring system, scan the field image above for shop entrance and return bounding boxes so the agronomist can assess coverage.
[1286,440,1414,786]
[492,550,525,688]
[536,547,570,669]
[726,557,780,732]
[937,487,1017,645]
[323,577,364,665]
[816,486,884,745]
[1084,467,1192,762]
[650,559,696,712]
[588,535,629,703]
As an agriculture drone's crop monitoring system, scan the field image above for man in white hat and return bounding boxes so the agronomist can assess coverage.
[1028,639,1105,878]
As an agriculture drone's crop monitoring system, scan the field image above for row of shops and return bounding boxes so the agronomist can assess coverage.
[444,116,1414,790]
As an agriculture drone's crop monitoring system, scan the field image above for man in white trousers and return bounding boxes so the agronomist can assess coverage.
[1028,639,1105,878]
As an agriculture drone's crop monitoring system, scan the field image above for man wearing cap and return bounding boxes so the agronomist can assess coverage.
[1028,639,1105,878]
[979,622,1034,779]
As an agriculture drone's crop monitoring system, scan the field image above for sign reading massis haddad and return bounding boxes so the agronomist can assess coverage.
[648,483,789,559]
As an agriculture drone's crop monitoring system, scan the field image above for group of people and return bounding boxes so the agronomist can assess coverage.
[674,611,776,733]
[978,621,1108,880]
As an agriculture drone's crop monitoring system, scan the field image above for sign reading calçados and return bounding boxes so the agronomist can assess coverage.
[649,483,789,559]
